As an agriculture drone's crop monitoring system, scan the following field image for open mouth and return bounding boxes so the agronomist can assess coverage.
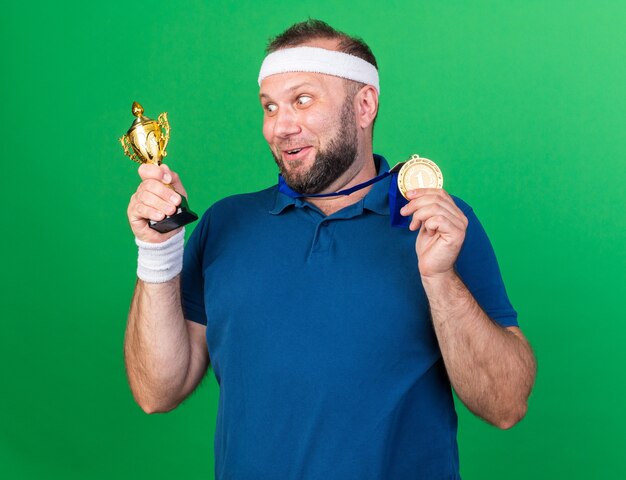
[282,146,311,160]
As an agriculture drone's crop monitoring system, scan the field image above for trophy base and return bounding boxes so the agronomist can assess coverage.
[149,195,199,233]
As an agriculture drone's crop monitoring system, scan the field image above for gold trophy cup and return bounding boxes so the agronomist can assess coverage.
[120,101,198,233]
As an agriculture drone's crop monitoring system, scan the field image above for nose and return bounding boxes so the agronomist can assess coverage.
[273,107,301,138]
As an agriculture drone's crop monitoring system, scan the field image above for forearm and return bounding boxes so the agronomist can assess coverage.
[422,271,536,429]
[124,276,191,413]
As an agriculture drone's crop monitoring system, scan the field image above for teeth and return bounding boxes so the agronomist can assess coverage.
[287,148,303,154]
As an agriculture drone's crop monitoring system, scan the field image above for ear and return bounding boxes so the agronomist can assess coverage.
[355,85,379,130]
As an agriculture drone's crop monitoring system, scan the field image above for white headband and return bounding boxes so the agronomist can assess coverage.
[258,46,380,93]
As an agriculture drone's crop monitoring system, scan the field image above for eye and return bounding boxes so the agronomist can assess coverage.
[264,103,278,114]
[296,95,312,106]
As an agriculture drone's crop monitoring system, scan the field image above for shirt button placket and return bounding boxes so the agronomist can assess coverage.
[310,219,332,256]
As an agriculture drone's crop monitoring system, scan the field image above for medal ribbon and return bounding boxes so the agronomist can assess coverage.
[277,168,410,228]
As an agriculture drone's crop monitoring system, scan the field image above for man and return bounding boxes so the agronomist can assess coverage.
[125,19,536,479]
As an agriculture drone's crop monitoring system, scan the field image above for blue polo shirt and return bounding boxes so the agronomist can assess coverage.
[182,155,517,480]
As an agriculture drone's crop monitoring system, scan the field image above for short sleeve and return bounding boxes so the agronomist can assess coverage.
[181,209,211,326]
[453,197,518,328]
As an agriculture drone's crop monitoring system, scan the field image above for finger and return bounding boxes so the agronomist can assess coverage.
[414,204,466,231]
[159,164,188,198]
[422,215,465,245]
[402,192,466,227]
[138,179,182,206]
[138,163,166,181]
[406,188,460,208]
[136,189,179,216]
[138,163,180,193]
[402,199,466,233]
[401,194,462,220]
[407,188,456,201]
[409,215,422,232]
[159,163,174,185]
[406,188,443,199]
[130,199,167,223]
[406,189,462,214]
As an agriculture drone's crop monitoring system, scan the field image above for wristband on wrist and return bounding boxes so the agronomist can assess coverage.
[135,228,185,283]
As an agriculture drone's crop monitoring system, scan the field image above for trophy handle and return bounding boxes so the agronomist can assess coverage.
[119,134,142,164]
[157,112,170,159]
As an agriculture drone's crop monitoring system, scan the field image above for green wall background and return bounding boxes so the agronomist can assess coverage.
[2,1,625,478]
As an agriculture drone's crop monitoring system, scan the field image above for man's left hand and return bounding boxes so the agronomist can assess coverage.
[400,189,468,279]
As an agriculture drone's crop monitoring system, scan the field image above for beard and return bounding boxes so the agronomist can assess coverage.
[271,96,358,194]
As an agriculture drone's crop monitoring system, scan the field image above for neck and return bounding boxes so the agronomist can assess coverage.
[305,143,377,216]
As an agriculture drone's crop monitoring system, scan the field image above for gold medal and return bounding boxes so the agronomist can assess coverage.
[397,154,444,199]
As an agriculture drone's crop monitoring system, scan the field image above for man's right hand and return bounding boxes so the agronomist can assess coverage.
[127,163,189,243]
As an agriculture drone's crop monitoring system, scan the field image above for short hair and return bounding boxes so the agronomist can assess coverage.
[266,19,378,69]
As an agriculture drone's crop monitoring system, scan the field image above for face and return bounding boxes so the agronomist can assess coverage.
[260,71,359,194]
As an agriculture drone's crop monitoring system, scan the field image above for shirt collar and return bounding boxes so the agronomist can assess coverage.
[269,154,391,216]
[363,154,390,215]
[269,184,296,215]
